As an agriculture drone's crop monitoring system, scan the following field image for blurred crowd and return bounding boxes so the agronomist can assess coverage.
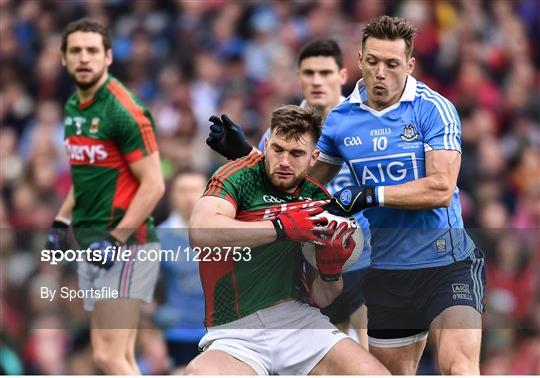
[1,0,539,374]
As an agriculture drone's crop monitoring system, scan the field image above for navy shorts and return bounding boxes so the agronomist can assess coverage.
[363,248,486,343]
[321,267,367,324]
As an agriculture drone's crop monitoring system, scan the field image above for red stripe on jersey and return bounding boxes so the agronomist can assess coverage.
[199,259,235,327]
[217,153,262,181]
[65,136,124,168]
[305,175,331,197]
[112,165,139,210]
[203,157,247,197]
[204,153,262,198]
[124,149,144,164]
[204,158,246,197]
[106,80,157,154]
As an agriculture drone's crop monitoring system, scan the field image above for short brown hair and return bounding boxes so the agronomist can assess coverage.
[361,15,417,58]
[61,18,111,53]
[270,105,323,144]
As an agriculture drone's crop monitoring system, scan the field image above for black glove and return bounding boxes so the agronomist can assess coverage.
[87,234,123,270]
[325,185,378,216]
[206,114,253,160]
[45,220,71,251]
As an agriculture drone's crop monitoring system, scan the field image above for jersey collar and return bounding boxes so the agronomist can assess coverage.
[349,75,417,105]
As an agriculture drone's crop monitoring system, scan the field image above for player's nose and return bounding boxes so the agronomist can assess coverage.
[80,51,90,63]
[278,154,291,167]
[376,64,386,79]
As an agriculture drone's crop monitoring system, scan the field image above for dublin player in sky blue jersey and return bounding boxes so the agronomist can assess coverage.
[312,16,486,375]
[207,39,372,349]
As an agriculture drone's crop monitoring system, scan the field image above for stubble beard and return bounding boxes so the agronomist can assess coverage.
[71,66,106,91]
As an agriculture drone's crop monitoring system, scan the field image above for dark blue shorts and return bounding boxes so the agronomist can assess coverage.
[362,248,486,342]
[320,267,367,324]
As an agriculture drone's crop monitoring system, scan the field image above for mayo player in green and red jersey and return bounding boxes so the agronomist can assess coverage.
[185,105,388,375]
[45,19,164,374]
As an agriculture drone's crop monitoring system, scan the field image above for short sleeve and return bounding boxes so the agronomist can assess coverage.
[202,164,241,209]
[115,107,158,163]
[107,80,158,163]
[420,96,462,153]
[316,110,344,165]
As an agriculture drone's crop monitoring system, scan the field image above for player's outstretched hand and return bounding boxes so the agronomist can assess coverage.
[272,206,329,244]
[325,185,378,216]
[87,234,123,270]
[45,220,71,251]
[206,114,253,160]
[315,221,356,281]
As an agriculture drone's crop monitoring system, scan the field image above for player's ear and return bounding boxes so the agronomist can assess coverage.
[357,50,363,72]
[264,136,269,152]
[339,67,347,86]
[310,148,320,167]
[61,53,66,67]
[105,48,113,66]
[407,57,415,75]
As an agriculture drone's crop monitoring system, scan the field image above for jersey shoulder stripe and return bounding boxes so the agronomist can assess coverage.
[216,152,262,181]
[416,83,459,149]
[205,153,262,197]
[416,83,460,150]
[106,79,157,154]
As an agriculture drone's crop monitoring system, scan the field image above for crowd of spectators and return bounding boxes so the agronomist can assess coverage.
[1,0,538,374]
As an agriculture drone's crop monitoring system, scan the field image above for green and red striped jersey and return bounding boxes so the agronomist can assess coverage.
[64,75,158,248]
[201,153,330,327]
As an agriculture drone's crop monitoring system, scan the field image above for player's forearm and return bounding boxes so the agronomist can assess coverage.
[55,186,74,222]
[311,275,343,308]
[189,213,276,248]
[308,161,341,186]
[382,173,454,210]
[111,180,165,242]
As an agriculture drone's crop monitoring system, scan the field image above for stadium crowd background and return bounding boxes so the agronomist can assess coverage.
[0,0,538,374]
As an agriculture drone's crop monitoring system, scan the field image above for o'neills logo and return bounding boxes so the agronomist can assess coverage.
[65,140,108,164]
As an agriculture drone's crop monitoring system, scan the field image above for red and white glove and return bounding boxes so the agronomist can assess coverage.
[272,206,328,243]
[315,221,356,281]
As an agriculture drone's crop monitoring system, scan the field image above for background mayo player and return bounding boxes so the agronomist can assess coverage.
[44,18,164,375]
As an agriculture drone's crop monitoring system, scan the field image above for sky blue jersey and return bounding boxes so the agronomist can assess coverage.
[317,76,475,270]
[258,100,371,271]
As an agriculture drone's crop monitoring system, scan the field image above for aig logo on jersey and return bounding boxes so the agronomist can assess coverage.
[400,124,419,142]
[350,153,419,185]
[452,283,472,301]
[344,136,363,147]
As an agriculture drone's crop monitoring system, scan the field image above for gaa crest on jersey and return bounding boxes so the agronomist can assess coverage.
[400,124,419,142]
[90,117,100,134]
